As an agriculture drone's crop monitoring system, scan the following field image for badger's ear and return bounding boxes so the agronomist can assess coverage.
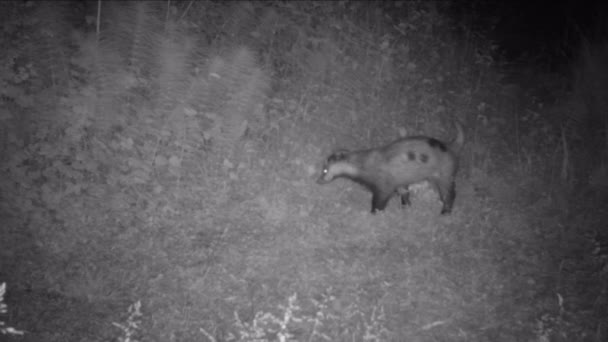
[329,149,349,162]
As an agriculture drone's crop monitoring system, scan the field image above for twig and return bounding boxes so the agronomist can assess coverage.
[179,0,195,21]
[96,0,102,38]
[560,126,569,182]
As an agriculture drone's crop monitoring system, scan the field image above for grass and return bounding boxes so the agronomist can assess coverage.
[0,1,606,341]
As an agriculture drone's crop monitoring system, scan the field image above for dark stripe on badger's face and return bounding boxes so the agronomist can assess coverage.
[407,151,416,161]
[317,150,356,184]
[328,150,349,163]
[427,138,447,152]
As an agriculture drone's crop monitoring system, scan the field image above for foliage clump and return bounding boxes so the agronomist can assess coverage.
[0,1,605,341]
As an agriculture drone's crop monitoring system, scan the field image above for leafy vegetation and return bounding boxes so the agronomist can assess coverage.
[0,1,606,341]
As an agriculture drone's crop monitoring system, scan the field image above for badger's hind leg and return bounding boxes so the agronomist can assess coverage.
[397,186,411,207]
[435,179,456,214]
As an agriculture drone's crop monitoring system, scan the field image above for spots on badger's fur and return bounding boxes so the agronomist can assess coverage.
[427,138,447,152]
[317,121,465,214]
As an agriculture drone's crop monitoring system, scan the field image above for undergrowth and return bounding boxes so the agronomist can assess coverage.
[0,1,606,341]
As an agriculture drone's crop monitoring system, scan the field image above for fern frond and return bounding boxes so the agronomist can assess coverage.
[155,24,194,116]
[223,2,257,43]
[32,1,73,89]
[101,1,163,76]
[195,47,269,153]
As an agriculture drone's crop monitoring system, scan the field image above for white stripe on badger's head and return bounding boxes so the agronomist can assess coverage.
[317,150,358,184]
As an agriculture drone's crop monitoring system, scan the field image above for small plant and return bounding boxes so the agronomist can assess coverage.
[0,283,25,336]
[200,291,390,341]
[232,293,303,342]
[200,293,324,342]
[113,300,142,342]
